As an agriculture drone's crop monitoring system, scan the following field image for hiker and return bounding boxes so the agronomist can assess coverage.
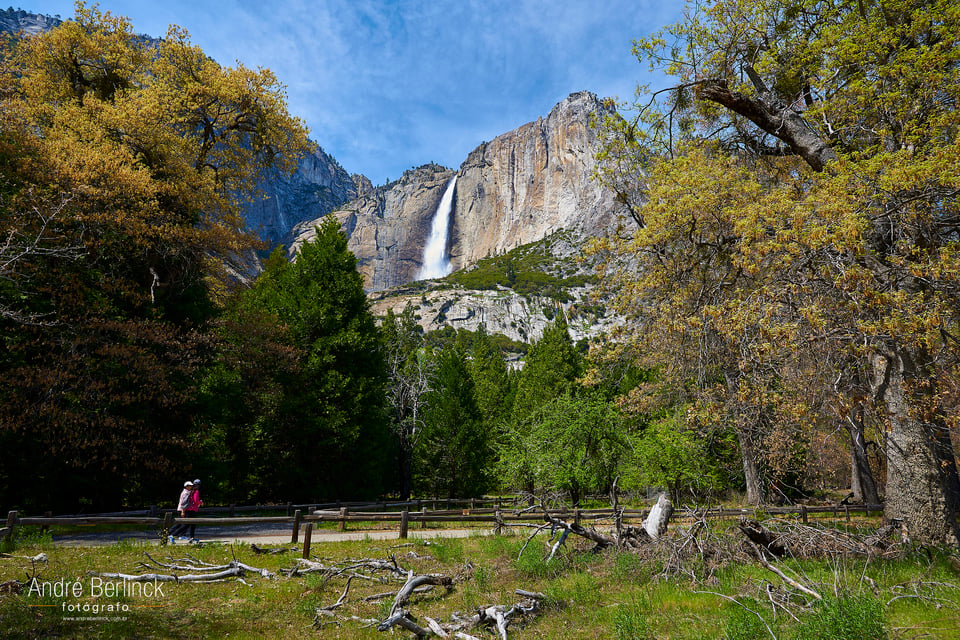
[168,480,194,543]
[186,478,204,541]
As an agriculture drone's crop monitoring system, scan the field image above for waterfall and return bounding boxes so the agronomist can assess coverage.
[417,176,457,280]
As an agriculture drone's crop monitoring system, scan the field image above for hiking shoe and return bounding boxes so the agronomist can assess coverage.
[178,536,190,541]
[190,538,200,544]
[168,536,175,544]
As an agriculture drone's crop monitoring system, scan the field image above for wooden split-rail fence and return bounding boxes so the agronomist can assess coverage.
[2,500,884,559]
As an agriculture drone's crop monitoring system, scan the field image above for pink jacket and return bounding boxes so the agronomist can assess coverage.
[187,489,202,512]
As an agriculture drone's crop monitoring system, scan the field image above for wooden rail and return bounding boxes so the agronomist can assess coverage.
[3,504,883,545]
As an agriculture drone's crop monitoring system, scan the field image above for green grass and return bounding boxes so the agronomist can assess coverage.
[1,528,959,639]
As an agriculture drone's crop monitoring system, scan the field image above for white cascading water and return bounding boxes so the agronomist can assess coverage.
[417,176,457,280]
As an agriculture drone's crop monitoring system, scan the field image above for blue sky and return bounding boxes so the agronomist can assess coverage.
[25,1,682,185]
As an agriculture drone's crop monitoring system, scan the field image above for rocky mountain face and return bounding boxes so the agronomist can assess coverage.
[451,91,620,267]
[0,7,61,35]
[247,147,360,248]
[293,91,623,293]
[290,164,455,291]
[367,232,624,345]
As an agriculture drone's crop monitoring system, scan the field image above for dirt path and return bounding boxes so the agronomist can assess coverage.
[51,522,493,547]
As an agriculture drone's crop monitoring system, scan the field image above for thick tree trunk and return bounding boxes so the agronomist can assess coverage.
[848,404,880,505]
[873,349,960,545]
[737,426,765,505]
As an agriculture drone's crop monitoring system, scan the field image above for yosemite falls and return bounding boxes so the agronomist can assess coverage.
[417,176,457,279]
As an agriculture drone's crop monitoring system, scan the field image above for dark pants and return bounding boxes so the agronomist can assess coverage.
[170,510,198,537]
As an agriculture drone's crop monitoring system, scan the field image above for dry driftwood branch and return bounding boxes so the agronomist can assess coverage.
[319,576,355,612]
[378,610,433,635]
[743,539,822,601]
[518,522,552,560]
[541,511,616,552]
[388,571,453,617]
[286,556,408,580]
[369,586,545,638]
[91,559,273,584]
[92,568,240,583]
[363,585,434,603]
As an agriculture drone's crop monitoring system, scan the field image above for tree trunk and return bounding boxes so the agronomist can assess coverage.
[872,349,960,545]
[399,442,413,501]
[848,404,880,505]
[724,368,765,505]
[737,425,765,505]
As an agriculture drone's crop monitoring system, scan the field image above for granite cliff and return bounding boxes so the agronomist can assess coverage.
[367,231,624,345]
[292,91,622,293]
[450,91,620,268]
[0,7,61,35]
[246,147,360,248]
[291,164,454,290]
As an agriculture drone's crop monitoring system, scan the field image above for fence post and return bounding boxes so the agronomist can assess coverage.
[41,511,52,535]
[339,507,348,532]
[495,508,502,535]
[801,505,808,524]
[302,523,313,559]
[421,507,428,530]
[229,504,236,518]
[163,511,173,538]
[845,505,850,524]
[575,508,581,527]
[5,510,16,543]
[291,509,302,544]
[399,510,409,539]
[286,502,292,517]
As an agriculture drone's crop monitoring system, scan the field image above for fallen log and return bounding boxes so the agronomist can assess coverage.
[738,518,787,558]
[378,611,433,636]
[90,559,273,583]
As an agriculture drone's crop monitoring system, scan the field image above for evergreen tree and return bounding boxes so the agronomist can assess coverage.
[415,344,491,498]
[467,324,515,429]
[511,315,583,422]
[235,217,391,500]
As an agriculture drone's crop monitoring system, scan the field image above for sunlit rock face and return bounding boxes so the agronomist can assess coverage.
[290,164,454,291]
[0,8,62,36]
[293,91,622,292]
[450,91,620,269]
